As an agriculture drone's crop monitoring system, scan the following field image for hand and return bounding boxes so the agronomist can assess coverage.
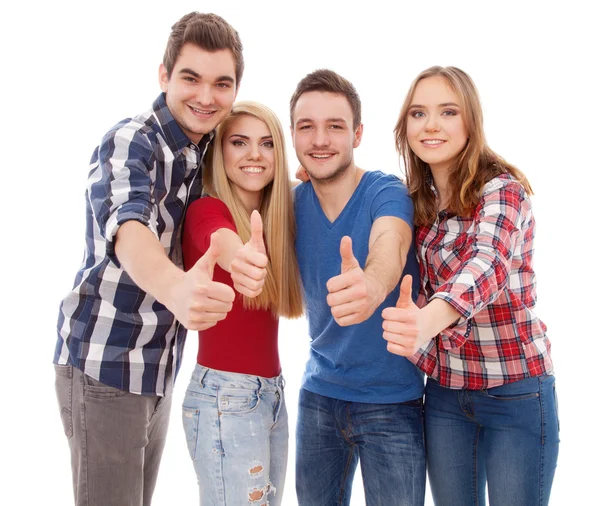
[230,210,269,297]
[381,274,425,356]
[326,236,385,326]
[295,165,310,183]
[171,232,235,331]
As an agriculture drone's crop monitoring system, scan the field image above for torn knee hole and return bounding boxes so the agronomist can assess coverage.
[248,488,263,501]
[249,464,263,474]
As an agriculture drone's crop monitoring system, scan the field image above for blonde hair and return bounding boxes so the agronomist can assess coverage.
[394,66,533,227]
[203,101,303,318]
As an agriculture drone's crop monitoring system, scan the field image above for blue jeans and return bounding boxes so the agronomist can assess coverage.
[296,389,426,506]
[182,365,288,506]
[425,375,560,506]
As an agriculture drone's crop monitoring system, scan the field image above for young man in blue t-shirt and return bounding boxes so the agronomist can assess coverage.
[290,69,426,506]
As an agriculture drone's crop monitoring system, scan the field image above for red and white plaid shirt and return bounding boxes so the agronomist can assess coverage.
[410,174,553,389]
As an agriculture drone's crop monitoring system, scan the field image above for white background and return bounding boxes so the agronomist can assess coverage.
[2,0,598,504]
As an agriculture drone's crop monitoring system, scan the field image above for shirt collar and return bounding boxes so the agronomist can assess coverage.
[151,93,215,156]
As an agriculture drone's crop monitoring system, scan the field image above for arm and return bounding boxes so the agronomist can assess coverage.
[326,216,412,326]
[115,222,234,331]
[382,275,460,356]
[383,179,528,355]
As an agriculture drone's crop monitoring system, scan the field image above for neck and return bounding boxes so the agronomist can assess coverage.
[312,165,364,222]
[429,165,451,210]
[235,188,262,214]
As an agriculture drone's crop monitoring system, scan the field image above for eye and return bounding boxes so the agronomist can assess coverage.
[410,110,425,118]
[262,141,274,148]
[216,82,232,89]
[298,125,312,131]
[442,109,458,116]
[183,76,196,83]
[232,139,246,147]
[329,124,344,130]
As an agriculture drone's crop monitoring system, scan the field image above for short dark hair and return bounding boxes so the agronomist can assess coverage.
[163,12,244,85]
[290,69,361,128]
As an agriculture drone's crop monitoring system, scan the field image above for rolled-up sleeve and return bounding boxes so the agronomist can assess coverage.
[431,180,526,349]
[88,125,158,264]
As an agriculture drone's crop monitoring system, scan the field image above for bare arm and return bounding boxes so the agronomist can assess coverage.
[115,220,235,330]
[382,275,460,356]
[326,216,412,327]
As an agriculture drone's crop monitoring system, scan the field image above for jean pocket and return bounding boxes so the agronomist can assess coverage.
[218,388,260,415]
[483,378,540,401]
[54,364,73,439]
[182,406,201,460]
[83,374,128,399]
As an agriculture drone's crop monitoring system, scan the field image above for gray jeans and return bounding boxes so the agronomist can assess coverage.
[54,364,172,506]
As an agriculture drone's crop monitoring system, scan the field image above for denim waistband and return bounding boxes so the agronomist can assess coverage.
[191,364,285,392]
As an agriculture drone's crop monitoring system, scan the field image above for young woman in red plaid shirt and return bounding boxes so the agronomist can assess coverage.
[382,66,559,506]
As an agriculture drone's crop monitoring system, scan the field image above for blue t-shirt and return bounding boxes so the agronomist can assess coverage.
[294,170,424,403]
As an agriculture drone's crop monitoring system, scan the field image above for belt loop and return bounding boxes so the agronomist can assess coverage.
[197,367,208,387]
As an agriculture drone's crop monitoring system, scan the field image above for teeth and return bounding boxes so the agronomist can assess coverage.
[192,107,213,114]
[422,140,444,145]
[311,154,332,159]
[241,167,264,173]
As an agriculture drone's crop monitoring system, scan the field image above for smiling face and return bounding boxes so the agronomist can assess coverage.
[222,114,275,211]
[159,43,238,144]
[291,91,362,183]
[406,76,469,173]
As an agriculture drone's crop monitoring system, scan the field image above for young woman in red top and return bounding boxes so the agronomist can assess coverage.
[382,67,559,505]
[181,101,303,506]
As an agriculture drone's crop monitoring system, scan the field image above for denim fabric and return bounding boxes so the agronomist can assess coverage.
[295,389,426,506]
[54,364,172,506]
[182,365,288,506]
[425,375,560,506]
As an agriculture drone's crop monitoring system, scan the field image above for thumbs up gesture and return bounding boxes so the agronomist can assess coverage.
[381,275,423,356]
[230,210,269,297]
[326,236,384,327]
[177,232,236,331]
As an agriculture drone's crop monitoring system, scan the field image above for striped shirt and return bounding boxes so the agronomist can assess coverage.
[54,93,213,396]
[410,174,553,389]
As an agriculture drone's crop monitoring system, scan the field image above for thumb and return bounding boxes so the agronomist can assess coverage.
[340,236,358,273]
[195,232,221,279]
[396,274,413,309]
[249,210,266,254]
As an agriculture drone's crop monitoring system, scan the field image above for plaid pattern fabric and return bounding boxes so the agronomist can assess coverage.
[410,174,553,389]
[54,94,213,396]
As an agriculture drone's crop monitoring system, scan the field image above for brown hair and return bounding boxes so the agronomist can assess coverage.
[203,102,303,318]
[163,12,244,85]
[289,69,362,128]
[394,66,533,227]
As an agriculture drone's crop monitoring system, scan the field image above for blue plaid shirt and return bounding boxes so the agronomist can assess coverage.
[54,93,213,396]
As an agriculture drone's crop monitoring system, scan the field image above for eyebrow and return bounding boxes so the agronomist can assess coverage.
[228,134,273,141]
[295,117,349,124]
[409,102,460,109]
[179,68,235,83]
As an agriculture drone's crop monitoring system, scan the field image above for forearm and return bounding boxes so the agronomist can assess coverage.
[364,230,404,302]
[421,298,461,341]
[212,228,244,273]
[115,220,184,307]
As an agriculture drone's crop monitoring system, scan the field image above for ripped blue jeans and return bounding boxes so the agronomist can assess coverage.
[182,365,288,506]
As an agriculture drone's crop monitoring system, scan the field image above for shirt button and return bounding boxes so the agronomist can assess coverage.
[192,164,198,169]
[189,144,196,150]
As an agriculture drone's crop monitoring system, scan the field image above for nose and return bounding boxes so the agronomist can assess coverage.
[312,127,330,148]
[425,114,440,132]
[196,83,214,106]
[247,143,262,160]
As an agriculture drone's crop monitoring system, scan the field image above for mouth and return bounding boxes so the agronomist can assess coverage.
[187,105,217,118]
[308,152,336,161]
[240,166,265,174]
[420,139,446,147]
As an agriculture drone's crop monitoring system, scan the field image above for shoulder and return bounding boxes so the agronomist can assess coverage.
[480,174,528,207]
[293,181,314,203]
[362,170,408,194]
[188,195,231,217]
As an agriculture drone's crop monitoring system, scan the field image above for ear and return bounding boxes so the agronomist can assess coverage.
[353,123,364,148]
[158,63,169,93]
